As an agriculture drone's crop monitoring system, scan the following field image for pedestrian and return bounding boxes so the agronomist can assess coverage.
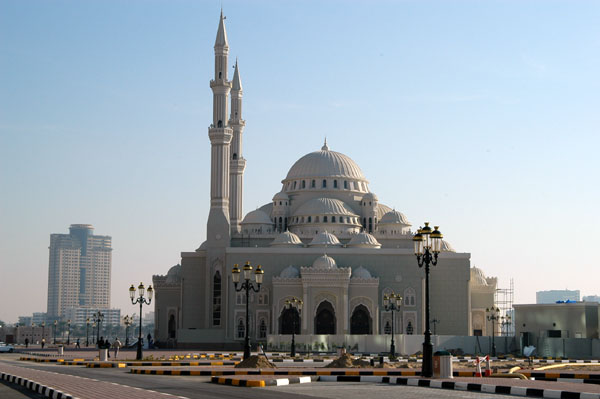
[98,336,105,349]
[112,337,122,359]
[105,338,111,358]
[41,338,45,349]
[25,338,29,348]
[75,338,80,349]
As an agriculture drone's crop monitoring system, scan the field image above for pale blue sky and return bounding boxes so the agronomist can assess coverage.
[1,0,599,322]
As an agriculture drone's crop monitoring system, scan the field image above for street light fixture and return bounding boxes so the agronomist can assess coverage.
[41,322,46,344]
[501,315,512,336]
[86,318,90,347]
[413,222,443,378]
[93,311,104,345]
[486,307,501,357]
[284,297,303,357]
[383,293,402,359]
[130,282,153,361]
[232,261,264,360]
[53,320,58,344]
[123,315,132,347]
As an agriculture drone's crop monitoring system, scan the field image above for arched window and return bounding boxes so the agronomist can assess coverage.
[322,179,327,188]
[404,288,416,307]
[344,181,348,189]
[368,217,373,233]
[219,71,222,79]
[293,181,297,189]
[406,322,414,335]
[323,216,328,223]
[334,180,338,188]
[212,271,221,326]
[259,319,267,339]
[308,216,312,223]
[332,216,336,223]
[311,180,316,188]
[217,120,223,128]
[237,319,245,338]
[302,180,306,189]
[168,314,176,339]
[233,153,238,160]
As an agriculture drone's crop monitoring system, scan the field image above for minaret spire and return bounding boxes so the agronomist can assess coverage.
[214,9,229,49]
[229,58,246,234]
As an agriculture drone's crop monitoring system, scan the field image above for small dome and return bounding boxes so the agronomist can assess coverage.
[441,240,455,252]
[379,210,411,226]
[241,209,273,225]
[273,191,289,201]
[363,192,378,201]
[196,240,208,251]
[312,254,337,269]
[309,231,342,247]
[352,266,372,279]
[347,232,381,248]
[470,267,488,286]
[279,265,300,278]
[270,230,303,247]
[166,264,182,284]
[294,197,358,217]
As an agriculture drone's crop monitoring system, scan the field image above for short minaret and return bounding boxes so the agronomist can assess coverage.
[207,10,233,247]
[229,59,246,234]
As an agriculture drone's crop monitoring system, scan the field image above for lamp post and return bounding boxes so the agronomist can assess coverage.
[93,311,104,345]
[501,315,512,336]
[413,222,443,378]
[486,307,500,357]
[53,320,57,344]
[129,282,153,361]
[123,315,132,347]
[383,293,402,359]
[67,320,71,345]
[232,261,264,360]
[284,297,303,357]
[31,323,35,344]
[86,318,90,347]
[41,322,46,343]
[431,319,440,336]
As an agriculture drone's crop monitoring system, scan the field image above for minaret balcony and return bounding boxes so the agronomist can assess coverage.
[208,127,233,144]
[210,79,232,89]
[228,119,246,127]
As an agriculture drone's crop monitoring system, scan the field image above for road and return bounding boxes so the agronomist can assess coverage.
[0,355,515,399]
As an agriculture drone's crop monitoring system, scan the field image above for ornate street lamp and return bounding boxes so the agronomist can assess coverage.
[41,322,46,344]
[232,261,264,360]
[486,307,500,357]
[413,222,443,378]
[383,293,402,359]
[130,282,153,360]
[86,318,90,347]
[501,315,512,336]
[67,320,71,345]
[284,297,303,357]
[93,311,104,345]
[53,320,58,344]
[123,315,132,347]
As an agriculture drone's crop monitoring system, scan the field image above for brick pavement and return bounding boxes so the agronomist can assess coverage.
[0,363,189,399]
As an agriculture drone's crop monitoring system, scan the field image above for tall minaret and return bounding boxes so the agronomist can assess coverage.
[207,10,232,248]
[229,59,246,234]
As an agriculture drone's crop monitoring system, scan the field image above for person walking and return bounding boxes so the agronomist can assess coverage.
[112,337,122,359]
[75,338,80,349]
[105,338,111,358]
[41,338,45,349]
[25,338,29,348]
[97,336,104,349]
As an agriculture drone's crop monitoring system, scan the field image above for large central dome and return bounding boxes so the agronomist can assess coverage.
[285,142,366,181]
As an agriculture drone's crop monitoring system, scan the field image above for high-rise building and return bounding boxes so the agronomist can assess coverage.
[47,224,112,318]
[536,290,580,304]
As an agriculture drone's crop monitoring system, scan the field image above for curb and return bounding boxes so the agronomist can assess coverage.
[129,368,421,376]
[86,362,127,368]
[1,371,74,399]
[210,375,315,387]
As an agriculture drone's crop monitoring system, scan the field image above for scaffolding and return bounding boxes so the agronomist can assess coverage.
[495,278,515,336]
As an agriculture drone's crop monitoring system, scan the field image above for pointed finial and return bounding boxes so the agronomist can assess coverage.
[215,9,229,48]
[232,58,243,91]
[321,137,329,151]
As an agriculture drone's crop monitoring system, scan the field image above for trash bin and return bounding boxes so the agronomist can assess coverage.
[57,346,64,356]
[433,350,453,379]
[99,348,108,361]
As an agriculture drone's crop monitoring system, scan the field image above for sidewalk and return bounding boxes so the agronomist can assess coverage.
[0,363,189,399]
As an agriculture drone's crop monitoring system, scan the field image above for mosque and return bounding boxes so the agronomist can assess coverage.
[152,12,497,348]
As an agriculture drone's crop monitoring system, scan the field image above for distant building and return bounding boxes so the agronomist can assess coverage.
[536,290,580,304]
[32,312,47,325]
[47,224,112,318]
[62,307,121,326]
[18,316,32,326]
[583,295,600,303]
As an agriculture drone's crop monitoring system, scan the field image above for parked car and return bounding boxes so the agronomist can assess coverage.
[0,343,15,353]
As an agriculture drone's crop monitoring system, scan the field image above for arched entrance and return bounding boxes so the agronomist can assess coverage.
[350,304,372,334]
[168,314,176,339]
[314,301,336,334]
[279,307,300,334]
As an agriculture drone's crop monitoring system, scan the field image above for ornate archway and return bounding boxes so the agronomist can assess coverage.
[314,301,336,334]
[168,314,176,339]
[350,304,372,334]
[279,307,300,334]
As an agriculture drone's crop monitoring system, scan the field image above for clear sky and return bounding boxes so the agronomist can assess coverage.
[1,0,599,323]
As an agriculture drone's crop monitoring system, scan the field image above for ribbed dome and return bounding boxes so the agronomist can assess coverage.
[379,210,411,226]
[441,240,455,252]
[347,232,381,248]
[309,231,342,247]
[166,264,182,283]
[294,198,358,217]
[285,147,366,180]
[273,191,289,201]
[312,254,337,269]
[279,265,300,278]
[270,230,303,247]
[241,209,273,225]
[470,267,488,286]
[352,266,372,279]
